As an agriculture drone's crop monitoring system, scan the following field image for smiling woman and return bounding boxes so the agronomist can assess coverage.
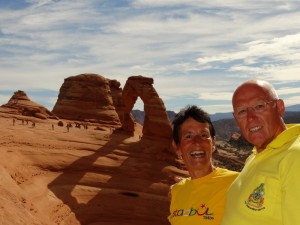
[168,105,239,225]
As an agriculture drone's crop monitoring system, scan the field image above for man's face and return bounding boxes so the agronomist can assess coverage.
[232,84,284,152]
[177,117,215,174]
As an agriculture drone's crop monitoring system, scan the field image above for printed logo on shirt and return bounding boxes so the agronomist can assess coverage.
[245,183,265,211]
[170,204,214,220]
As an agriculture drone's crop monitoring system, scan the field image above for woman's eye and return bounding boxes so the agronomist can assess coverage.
[184,134,193,139]
[200,133,210,139]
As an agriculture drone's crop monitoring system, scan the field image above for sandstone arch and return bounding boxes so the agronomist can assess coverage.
[120,76,172,140]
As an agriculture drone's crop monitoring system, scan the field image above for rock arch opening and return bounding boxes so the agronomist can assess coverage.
[131,97,144,125]
[120,76,172,140]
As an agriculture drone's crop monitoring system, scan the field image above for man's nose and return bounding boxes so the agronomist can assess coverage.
[246,106,257,119]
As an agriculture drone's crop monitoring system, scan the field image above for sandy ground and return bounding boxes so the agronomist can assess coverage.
[0,112,182,225]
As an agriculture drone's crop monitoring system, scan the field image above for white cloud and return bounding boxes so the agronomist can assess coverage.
[284,95,300,107]
[277,87,300,96]
[1,0,300,113]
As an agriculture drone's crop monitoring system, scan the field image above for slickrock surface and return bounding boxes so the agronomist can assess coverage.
[0,111,183,225]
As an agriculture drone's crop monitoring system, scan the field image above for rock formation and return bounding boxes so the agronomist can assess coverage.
[52,74,173,142]
[52,74,121,126]
[108,79,124,122]
[119,76,173,140]
[1,90,58,120]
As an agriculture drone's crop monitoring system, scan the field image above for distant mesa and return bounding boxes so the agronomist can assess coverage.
[1,90,58,120]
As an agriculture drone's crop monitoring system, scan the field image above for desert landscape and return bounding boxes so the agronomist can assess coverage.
[0,74,251,225]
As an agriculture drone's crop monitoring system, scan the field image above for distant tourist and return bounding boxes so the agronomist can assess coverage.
[66,123,71,132]
[13,118,15,126]
[168,105,239,225]
[221,79,300,225]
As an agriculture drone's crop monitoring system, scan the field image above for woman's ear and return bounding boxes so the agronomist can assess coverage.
[212,136,217,153]
[172,140,182,158]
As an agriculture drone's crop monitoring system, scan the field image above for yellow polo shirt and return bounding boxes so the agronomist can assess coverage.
[221,124,300,225]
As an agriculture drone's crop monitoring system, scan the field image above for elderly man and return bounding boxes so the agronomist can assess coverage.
[221,79,300,225]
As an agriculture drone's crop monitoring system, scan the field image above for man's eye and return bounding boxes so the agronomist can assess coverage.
[237,108,247,115]
[254,103,266,111]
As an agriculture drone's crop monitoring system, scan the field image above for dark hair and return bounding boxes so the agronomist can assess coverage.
[172,105,216,145]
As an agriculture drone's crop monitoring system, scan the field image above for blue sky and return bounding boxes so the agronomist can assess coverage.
[1,0,300,114]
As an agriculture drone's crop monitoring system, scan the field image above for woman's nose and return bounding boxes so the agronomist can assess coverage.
[192,134,203,144]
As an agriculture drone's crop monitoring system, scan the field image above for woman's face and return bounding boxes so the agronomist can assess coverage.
[176,117,215,178]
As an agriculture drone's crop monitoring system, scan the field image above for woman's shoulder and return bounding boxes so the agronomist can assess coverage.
[215,167,239,178]
[171,177,191,190]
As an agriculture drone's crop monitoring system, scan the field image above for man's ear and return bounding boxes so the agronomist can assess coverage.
[276,99,285,116]
[172,140,182,158]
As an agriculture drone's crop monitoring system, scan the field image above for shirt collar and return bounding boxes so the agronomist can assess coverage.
[252,124,300,155]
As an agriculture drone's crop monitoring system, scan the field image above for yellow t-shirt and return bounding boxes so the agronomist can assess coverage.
[168,167,239,225]
[221,124,300,225]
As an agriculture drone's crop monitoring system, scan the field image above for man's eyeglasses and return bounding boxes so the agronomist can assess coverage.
[233,100,278,119]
